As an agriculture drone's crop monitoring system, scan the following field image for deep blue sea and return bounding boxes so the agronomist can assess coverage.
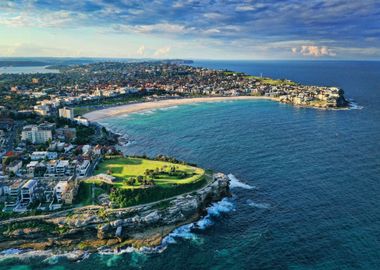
[1,60,380,269]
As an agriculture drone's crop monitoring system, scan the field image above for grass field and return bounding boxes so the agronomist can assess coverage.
[245,75,298,86]
[78,157,208,207]
[86,157,205,189]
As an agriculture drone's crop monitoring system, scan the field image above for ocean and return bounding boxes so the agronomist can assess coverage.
[1,60,380,269]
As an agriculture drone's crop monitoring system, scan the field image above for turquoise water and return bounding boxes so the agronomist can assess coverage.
[1,61,380,269]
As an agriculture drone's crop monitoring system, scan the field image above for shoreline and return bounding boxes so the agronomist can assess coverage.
[84,96,275,121]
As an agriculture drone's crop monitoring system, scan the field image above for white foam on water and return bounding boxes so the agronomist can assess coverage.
[228,174,255,190]
[134,109,156,116]
[158,105,179,111]
[161,198,235,246]
[0,248,22,255]
[349,102,363,110]
[246,199,271,209]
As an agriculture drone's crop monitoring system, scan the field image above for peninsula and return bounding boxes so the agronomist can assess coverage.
[0,60,349,258]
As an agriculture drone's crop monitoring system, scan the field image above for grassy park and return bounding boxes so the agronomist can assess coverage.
[77,157,208,208]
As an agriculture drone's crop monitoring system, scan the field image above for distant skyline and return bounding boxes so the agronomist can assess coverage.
[0,0,379,60]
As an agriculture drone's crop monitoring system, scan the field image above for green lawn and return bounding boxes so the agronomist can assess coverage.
[87,157,205,189]
[78,157,208,208]
[245,75,297,86]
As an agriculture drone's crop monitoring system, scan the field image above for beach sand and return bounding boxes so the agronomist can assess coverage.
[84,96,274,121]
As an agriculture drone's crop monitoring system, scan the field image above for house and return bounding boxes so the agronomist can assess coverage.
[3,180,24,211]
[26,161,39,176]
[46,160,58,176]
[56,160,69,177]
[31,151,47,161]
[20,179,37,206]
[54,179,77,204]
[8,160,23,175]
[74,116,89,126]
[54,181,68,202]
[33,105,50,116]
[76,160,90,178]
[61,180,78,205]
[31,151,58,160]
[58,107,74,120]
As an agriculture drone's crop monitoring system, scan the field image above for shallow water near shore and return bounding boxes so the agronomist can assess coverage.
[2,60,380,269]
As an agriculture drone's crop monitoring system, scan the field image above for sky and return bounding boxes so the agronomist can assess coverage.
[0,0,379,60]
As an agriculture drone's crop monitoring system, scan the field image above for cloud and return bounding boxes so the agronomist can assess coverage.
[153,46,171,57]
[136,45,145,56]
[235,5,257,12]
[292,45,336,57]
[0,0,379,59]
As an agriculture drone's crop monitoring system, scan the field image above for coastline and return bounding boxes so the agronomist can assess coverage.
[84,96,275,121]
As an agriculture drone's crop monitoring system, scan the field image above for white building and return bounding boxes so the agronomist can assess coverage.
[21,124,53,144]
[76,160,90,178]
[56,160,70,176]
[31,151,58,161]
[46,160,58,176]
[74,116,89,126]
[26,161,39,175]
[54,181,69,202]
[58,107,74,120]
[33,105,50,116]
[4,180,24,210]
[20,179,37,206]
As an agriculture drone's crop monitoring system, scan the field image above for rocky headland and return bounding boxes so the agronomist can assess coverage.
[0,173,230,255]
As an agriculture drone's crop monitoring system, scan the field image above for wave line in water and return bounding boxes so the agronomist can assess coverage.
[246,199,271,209]
[228,174,255,189]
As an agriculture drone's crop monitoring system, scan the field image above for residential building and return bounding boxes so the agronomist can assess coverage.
[74,116,89,126]
[56,126,77,142]
[56,160,69,176]
[8,160,22,175]
[4,180,24,210]
[76,160,90,178]
[58,107,74,120]
[20,179,37,206]
[31,151,58,161]
[21,124,53,144]
[26,161,39,176]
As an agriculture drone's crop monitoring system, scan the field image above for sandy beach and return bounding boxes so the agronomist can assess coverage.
[84,96,274,121]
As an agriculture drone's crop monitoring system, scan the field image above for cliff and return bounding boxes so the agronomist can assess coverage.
[0,173,230,253]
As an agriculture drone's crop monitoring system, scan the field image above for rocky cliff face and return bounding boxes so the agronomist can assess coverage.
[0,173,230,252]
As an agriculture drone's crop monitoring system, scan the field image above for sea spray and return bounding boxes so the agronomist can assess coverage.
[228,174,255,189]
[162,198,235,245]
[348,100,364,110]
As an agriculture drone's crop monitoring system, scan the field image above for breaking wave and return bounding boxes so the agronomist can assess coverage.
[228,174,255,189]
[161,198,235,246]
[348,99,364,110]
[100,198,236,256]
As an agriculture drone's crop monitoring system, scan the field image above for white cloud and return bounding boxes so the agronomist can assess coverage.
[136,45,145,56]
[235,5,256,11]
[292,45,336,57]
[0,11,85,28]
[153,46,171,57]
